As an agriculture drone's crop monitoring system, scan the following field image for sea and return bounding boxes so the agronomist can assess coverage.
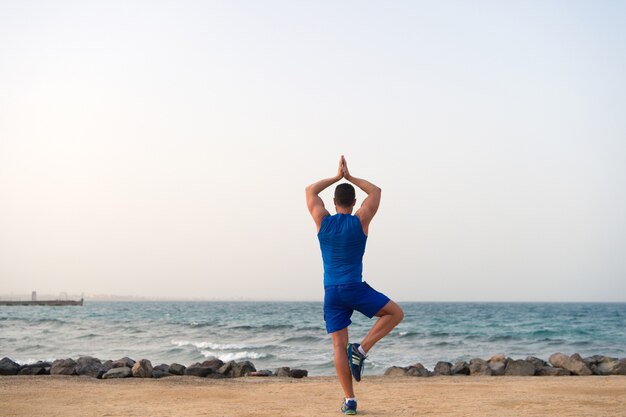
[1,301,624,376]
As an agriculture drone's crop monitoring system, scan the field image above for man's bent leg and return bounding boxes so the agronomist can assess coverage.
[331,327,355,398]
[360,300,404,353]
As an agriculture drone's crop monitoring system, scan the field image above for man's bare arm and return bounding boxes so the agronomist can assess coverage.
[305,157,344,230]
[342,158,381,235]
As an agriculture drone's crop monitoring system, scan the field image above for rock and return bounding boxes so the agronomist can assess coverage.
[290,369,308,378]
[201,359,225,372]
[275,367,291,377]
[451,361,469,375]
[75,356,103,378]
[0,357,22,375]
[153,364,170,373]
[169,363,186,376]
[549,353,592,376]
[536,366,571,376]
[50,358,77,375]
[185,362,215,378]
[102,367,132,379]
[488,359,506,376]
[131,359,153,378]
[505,359,536,376]
[433,361,452,376]
[488,353,506,363]
[112,357,136,368]
[18,361,51,376]
[217,361,235,377]
[384,366,407,377]
[406,363,430,377]
[592,358,626,376]
[249,370,272,377]
[526,356,548,370]
[153,370,173,378]
[469,359,492,376]
[583,355,613,367]
[231,361,256,378]
[97,361,113,379]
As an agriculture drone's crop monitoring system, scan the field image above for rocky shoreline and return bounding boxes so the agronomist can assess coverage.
[0,356,308,379]
[1,352,625,380]
[384,353,626,377]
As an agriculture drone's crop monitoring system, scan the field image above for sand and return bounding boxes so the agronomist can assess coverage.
[1,375,625,417]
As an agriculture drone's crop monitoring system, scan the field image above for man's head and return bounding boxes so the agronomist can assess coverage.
[334,183,356,211]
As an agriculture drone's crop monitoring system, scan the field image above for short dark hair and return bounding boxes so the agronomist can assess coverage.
[334,183,356,207]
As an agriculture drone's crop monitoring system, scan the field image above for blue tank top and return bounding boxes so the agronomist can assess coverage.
[318,214,367,286]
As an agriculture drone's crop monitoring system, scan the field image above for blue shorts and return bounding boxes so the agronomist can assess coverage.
[323,281,390,334]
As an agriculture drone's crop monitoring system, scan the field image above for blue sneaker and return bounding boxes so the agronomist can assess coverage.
[347,343,366,382]
[341,398,357,415]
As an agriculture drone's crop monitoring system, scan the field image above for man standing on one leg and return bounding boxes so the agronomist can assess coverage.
[305,156,404,415]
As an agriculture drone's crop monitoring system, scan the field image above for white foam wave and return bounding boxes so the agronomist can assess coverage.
[171,340,249,350]
[200,350,268,362]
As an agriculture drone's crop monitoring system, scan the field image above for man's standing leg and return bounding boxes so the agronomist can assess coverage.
[331,328,354,398]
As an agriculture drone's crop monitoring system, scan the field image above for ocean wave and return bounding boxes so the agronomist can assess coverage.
[77,333,100,339]
[14,358,56,365]
[200,350,269,362]
[229,324,293,331]
[171,340,261,350]
[397,331,424,338]
[488,335,520,342]
[281,336,322,343]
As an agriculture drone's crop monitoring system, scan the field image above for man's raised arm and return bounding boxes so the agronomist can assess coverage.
[305,156,344,230]
[342,158,381,235]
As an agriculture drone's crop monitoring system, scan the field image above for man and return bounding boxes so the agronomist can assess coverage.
[305,156,404,415]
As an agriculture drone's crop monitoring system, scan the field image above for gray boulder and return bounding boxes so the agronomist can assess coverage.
[592,358,626,376]
[131,359,153,378]
[217,361,235,377]
[18,361,51,376]
[384,366,407,377]
[487,354,507,377]
[201,359,225,372]
[549,353,592,376]
[583,355,612,367]
[95,362,112,379]
[526,356,548,370]
[433,361,452,376]
[112,357,135,368]
[536,366,571,376]
[153,364,170,373]
[290,369,308,378]
[406,363,430,377]
[275,366,291,377]
[50,358,77,375]
[505,359,536,376]
[231,361,256,377]
[451,361,470,375]
[469,358,492,376]
[0,357,22,375]
[169,363,186,376]
[102,366,132,379]
[185,362,215,377]
[153,370,174,378]
[75,356,103,378]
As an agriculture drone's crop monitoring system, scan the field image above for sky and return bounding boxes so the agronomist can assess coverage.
[1,1,625,302]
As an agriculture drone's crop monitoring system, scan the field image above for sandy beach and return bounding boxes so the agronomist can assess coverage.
[1,375,625,417]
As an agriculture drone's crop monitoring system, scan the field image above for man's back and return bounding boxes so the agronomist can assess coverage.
[318,214,367,286]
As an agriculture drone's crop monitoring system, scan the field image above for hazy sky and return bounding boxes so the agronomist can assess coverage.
[1,1,625,301]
